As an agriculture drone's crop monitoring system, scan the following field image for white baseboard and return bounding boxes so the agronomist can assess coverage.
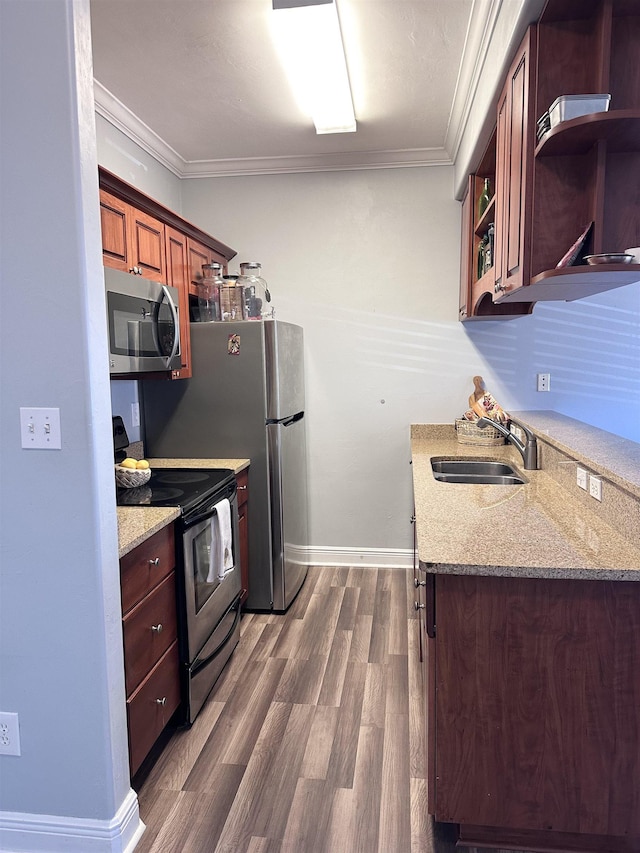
[0,788,144,853]
[304,546,413,569]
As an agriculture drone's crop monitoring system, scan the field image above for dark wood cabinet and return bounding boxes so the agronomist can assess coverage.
[493,27,536,300]
[236,468,250,607]
[120,524,180,777]
[99,167,236,380]
[519,0,640,301]
[460,0,640,318]
[458,179,473,320]
[165,226,192,380]
[100,190,130,272]
[100,190,166,281]
[186,237,212,299]
[460,43,535,322]
[128,207,166,282]
[424,571,640,852]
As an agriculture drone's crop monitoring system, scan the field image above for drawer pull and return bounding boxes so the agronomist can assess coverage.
[414,601,425,611]
[148,557,160,566]
[237,485,247,491]
[151,623,163,633]
[156,697,166,706]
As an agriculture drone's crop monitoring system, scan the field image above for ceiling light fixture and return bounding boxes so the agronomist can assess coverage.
[271,0,356,135]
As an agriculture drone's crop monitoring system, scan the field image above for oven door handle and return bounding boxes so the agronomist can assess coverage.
[191,593,242,678]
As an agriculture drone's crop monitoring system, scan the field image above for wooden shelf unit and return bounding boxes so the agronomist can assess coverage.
[461,0,640,316]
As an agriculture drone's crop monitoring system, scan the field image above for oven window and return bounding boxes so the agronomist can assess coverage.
[192,522,221,613]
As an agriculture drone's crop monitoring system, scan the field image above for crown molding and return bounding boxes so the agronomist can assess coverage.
[180,147,452,178]
[94,81,185,177]
[94,80,452,178]
[444,0,503,164]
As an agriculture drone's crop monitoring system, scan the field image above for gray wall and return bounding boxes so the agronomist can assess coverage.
[0,0,135,841]
[180,169,541,556]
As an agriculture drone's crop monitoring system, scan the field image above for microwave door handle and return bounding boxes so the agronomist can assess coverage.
[161,285,180,368]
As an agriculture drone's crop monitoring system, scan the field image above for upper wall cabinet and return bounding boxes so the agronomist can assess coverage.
[460,34,536,321]
[100,190,166,282]
[460,0,640,319]
[99,168,236,379]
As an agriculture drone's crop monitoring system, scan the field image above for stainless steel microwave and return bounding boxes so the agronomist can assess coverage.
[105,267,181,375]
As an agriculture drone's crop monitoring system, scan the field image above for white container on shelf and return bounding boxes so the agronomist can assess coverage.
[548,93,611,127]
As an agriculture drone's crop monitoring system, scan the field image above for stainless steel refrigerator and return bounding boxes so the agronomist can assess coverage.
[141,319,309,612]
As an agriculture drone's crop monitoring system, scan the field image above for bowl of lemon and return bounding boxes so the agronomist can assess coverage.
[115,457,151,489]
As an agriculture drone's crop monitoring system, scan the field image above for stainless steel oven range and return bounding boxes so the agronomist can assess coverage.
[117,467,242,725]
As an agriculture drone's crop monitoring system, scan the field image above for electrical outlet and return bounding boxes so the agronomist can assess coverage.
[537,373,550,392]
[131,402,140,428]
[576,467,588,490]
[0,712,21,756]
[589,475,602,501]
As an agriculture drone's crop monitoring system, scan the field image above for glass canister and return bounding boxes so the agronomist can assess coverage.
[236,262,272,320]
[197,263,223,322]
[220,273,246,321]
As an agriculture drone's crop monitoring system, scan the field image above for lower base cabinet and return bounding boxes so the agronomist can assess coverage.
[120,524,181,776]
[420,572,640,853]
[237,468,250,606]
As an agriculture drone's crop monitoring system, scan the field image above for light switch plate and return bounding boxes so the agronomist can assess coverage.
[576,466,588,490]
[20,407,61,449]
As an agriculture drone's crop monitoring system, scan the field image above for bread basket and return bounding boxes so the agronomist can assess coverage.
[115,465,152,489]
[454,418,505,446]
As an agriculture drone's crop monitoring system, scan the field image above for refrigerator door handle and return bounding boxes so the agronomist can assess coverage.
[267,411,304,427]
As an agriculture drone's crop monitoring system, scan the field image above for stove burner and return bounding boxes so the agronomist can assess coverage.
[115,466,234,512]
[147,486,185,500]
[155,471,210,485]
[117,485,185,506]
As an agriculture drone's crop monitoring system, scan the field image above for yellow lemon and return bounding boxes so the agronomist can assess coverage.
[120,458,137,469]
[136,459,150,470]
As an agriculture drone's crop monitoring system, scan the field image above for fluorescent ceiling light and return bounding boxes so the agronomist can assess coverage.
[271,0,356,134]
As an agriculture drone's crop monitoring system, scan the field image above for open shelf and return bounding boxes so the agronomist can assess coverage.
[495,264,640,303]
[535,110,640,157]
[474,196,496,237]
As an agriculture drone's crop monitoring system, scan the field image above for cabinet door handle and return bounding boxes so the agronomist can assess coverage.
[237,485,247,491]
[155,697,166,706]
[414,601,425,610]
[425,573,436,639]
[151,623,163,633]
[414,578,426,588]
[148,557,160,566]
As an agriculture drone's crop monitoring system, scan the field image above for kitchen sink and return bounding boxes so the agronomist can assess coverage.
[431,458,527,485]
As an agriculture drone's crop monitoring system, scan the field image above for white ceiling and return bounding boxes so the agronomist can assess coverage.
[90,0,487,178]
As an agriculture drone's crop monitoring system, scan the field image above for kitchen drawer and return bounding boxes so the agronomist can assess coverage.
[236,468,249,509]
[120,524,175,614]
[123,571,178,696]
[127,640,180,776]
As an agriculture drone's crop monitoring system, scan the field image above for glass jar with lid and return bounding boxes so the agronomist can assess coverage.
[236,262,272,320]
[197,263,223,322]
[220,273,246,321]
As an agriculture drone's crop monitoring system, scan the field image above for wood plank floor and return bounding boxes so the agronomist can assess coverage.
[134,566,525,853]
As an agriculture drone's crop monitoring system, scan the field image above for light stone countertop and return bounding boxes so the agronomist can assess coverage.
[411,422,640,581]
[510,410,640,498]
[117,458,250,557]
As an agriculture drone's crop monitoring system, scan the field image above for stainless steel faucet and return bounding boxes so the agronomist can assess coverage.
[477,416,539,469]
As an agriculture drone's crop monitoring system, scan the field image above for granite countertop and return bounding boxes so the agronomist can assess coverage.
[117,457,250,557]
[510,410,640,498]
[411,420,640,581]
